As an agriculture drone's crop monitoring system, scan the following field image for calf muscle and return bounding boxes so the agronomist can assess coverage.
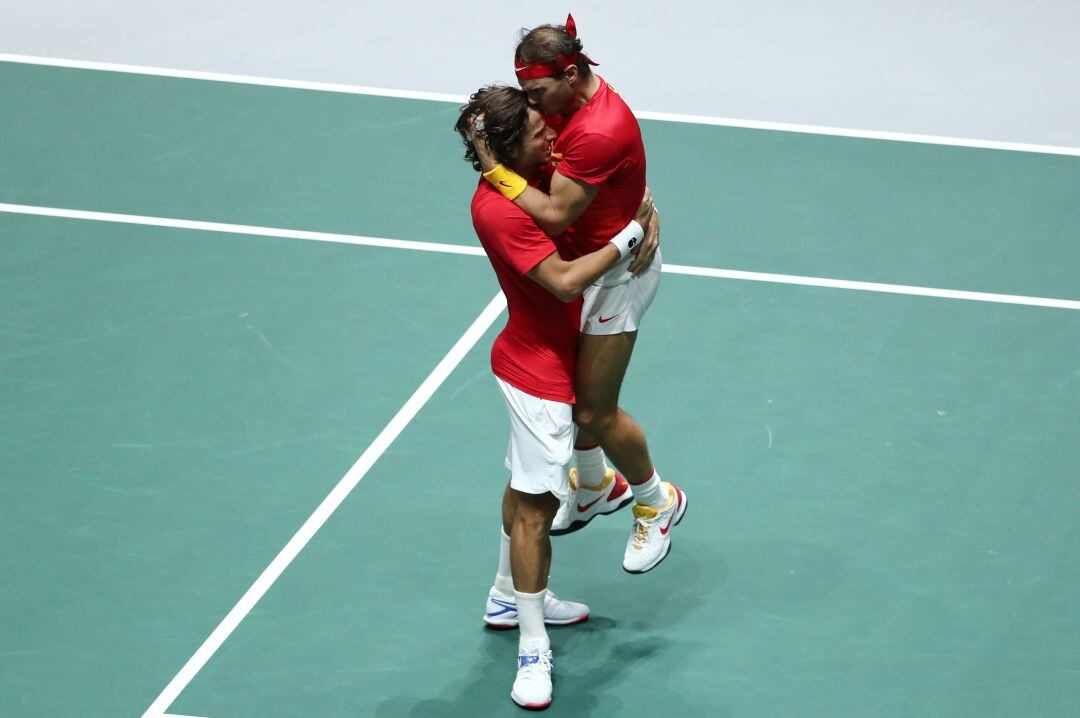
[573,332,655,484]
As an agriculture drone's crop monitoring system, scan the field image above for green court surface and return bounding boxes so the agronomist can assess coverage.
[1,62,1078,718]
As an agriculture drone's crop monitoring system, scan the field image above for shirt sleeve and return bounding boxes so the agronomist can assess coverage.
[487,209,558,276]
[555,132,625,187]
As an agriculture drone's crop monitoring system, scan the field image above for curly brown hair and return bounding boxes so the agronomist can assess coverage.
[454,85,530,172]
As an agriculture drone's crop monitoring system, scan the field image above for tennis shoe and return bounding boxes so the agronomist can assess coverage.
[483,587,589,629]
[511,639,554,710]
[622,482,687,574]
[550,468,633,536]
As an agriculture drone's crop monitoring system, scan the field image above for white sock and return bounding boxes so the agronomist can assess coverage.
[514,589,549,651]
[494,527,514,595]
[630,470,669,509]
[574,445,609,489]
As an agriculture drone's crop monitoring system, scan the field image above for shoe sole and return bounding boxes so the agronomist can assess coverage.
[549,494,634,536]
[511,693,552,711]
[623,488,688,575]
[484,613,590,630]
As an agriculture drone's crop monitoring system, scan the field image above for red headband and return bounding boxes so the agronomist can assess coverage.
[514,13,598,81]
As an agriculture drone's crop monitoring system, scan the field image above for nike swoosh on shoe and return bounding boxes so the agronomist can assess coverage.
[577,496,603,512]
[659,490,682,535]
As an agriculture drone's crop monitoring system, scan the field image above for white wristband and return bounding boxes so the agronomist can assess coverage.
[607,220,645,259]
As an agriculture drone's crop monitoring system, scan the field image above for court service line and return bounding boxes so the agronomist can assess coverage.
[0,202,486,257]
[2,52,1079,157]
[661,264,1080,311]
[3,201,1078,312]
[140,291,507,718]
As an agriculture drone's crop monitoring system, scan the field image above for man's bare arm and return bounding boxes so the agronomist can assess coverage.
[527,196,653,301]
[469,115,597,236]
[513,171,597,237]
[527,245,618,302]
[469,114,659,253]
[628,206,660,276]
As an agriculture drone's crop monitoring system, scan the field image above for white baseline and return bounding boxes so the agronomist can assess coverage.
[1,53,1079,157]
[2,202,1077,312]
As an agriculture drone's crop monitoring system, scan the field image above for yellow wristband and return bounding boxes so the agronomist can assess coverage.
[482,164,528,201]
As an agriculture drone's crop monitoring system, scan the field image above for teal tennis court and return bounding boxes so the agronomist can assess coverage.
[2,60,1078,717]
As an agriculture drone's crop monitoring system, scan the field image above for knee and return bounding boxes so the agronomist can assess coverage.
[514,496,557,536]
[573,403,616,434]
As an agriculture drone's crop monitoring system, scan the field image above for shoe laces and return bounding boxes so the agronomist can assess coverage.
[630,504,660,549]
[631,515,651,549]
[519,650,554,674]
[539,651,553,671]
[532,651,554,673]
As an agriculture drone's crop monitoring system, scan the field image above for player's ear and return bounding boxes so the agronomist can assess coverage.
[505,139,521,164]
[564,65,579,86]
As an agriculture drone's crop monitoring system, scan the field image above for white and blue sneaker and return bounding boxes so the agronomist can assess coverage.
[483,586,589,629]
[511,639,554,710]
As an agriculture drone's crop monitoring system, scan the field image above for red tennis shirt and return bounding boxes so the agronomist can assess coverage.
[545,77,647,259]
[471,180,582,403]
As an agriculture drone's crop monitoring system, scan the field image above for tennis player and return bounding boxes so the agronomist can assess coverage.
[456,85,654,709]
[470,15,687,575]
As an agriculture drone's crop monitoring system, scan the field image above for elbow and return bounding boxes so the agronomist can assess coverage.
[554,278,585,303]
[550,217,573,236]
[540,210,573,237]
[540,221,572,239]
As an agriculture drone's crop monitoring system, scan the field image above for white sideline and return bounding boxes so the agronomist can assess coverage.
[2,52,1079,157]
[139,291,508,718]
[2,202,1077,311]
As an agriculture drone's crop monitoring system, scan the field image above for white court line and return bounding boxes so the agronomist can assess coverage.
[3,202,1078,311]
[0,53,466,104]
[0,202,485,257]
[2,52,1079,157]
[662,264,1080,311]
[140,291,508,718]
[633,110,1080,157]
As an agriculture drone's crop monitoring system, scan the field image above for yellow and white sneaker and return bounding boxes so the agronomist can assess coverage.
[511,639,554,710]
[550,468,633,536]
[622,482,688,574]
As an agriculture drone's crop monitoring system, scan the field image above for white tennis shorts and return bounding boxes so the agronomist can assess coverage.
[580,248,663,335]
[496,377,574,502]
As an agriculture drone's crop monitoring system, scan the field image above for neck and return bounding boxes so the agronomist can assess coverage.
[571,72,601,110]
[508,162,539,183]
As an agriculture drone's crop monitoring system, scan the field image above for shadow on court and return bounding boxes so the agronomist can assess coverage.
[371,535,732,717]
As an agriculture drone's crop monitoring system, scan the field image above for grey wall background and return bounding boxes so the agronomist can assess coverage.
[3,0,1078,148]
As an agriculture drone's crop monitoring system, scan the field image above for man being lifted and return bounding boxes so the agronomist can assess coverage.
[471,14,687,575]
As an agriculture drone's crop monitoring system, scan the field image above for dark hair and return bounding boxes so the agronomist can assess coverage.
[515,23,593,77]
[454,85,530,171]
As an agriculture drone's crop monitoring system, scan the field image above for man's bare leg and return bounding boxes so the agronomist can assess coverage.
[572,331,654,484]
[487,483,519,597]
[490,485,553,599]
[509,489,559,667]
[506,489,559,707]
[501,481,518,537]
[509,489,559,593]
[488,487,591,628]
[572,330,687,573]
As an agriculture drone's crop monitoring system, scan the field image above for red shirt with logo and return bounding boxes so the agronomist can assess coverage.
[471,180,582,403]
[544,77,647,259]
